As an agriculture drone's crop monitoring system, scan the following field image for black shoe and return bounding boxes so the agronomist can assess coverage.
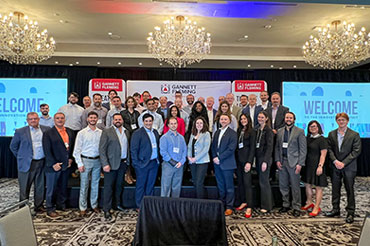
[56,205,66,211]
[325,210,340,217]
[116,205,125,212]
[279,207,290,213]
[292,210,301,217]
[346,214,354,224]
[104,211,112,221]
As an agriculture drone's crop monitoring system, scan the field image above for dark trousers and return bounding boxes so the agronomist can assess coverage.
[18,159,45,210]
[214,164,235,210]
[256,159,274,210]
[190,163,208,199]
[45,168,69,213]
[135,160,159,208]
[331,167,356,215]
[103,161,127,212]
[236,161,253,208]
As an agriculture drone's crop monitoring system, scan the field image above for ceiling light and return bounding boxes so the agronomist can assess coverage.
[55,61,59,64]
[293,65,297,68]
[69,64,73,66]
[264,25,272,29]
[247,64,251,68]
[108,32,112,36]
[139,62,142,66]
[159,63,163,66]
[270,65,274,68]
[118,62,121,65]
[244,35,248,39]
[279,67,283,70]
[97,61,100,65]
[75,61,79,64]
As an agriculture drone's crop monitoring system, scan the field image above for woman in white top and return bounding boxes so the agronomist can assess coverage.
[213,100,237,133]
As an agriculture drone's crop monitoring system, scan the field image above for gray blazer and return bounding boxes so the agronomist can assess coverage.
[99,126,130,170]
[327,128,362,172]
[275,125,307,168]
[187,131,211,164]
[265,105,289,130]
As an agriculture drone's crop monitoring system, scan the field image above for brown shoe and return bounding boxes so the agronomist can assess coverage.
[35,206,46,213]
[225,209,233,216]
[47,211,60,218]
[93,207,101,213]
[80,210,87,217]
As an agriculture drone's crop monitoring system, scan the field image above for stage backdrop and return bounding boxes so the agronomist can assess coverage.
[126,80,231,108]
[88,78,125,103]
[232,80,267,106]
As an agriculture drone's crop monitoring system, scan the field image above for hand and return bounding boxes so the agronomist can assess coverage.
[175,162,182,169]
[53,162,62,171]
[272,129,277,134]
[188,157,195,164]
[335,160,345,170]
[261,162,267,172]
[276,161,282,170]
[78,166,85,173]
[244,163,251,172]
[103,165,111,173]
[213,157,220,165]
[295,165,302,174]
[68,159,73,168]
[316,166,323,176]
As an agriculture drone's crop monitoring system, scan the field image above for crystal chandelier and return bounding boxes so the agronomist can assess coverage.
[0,12,56,64]
[147,16,211,68]
[302,20,370,69]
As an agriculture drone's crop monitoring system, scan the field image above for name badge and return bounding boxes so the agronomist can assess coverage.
[238,143,244,149]
[173,147,180,153]
[97,119,102,124]
[65,142,69,149]
[131,124,137,130]
[152,143,157,148]
[282,142,288,148]
[256,143,260,148]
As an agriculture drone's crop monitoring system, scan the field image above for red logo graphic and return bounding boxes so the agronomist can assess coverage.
[91,79,123,91]
[234,80,266,92]
[161,84,170,94]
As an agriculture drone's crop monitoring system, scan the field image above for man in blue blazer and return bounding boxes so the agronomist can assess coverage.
[42,112,75,218]
[241,94,263,128]
[130,113,160,209]
[10,112,50,213]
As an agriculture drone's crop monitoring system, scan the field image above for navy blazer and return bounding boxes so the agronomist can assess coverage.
[242,105,263,127]
[42,127,75,172]
[10,125,50,172]
[211,127,237,170]
[130,127,160,169]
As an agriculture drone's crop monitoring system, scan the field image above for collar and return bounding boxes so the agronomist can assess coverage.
[144,127,153,133]
[40,115,51,119]
[168,130,178,136]
[29,125,40,130]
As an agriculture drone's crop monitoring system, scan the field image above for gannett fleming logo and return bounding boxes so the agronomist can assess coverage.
[161,84,170,94]
[94,81,102,90]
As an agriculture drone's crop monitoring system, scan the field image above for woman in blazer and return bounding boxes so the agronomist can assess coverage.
[213,101,238,133]
[211,113,238,216]
[255,111,274,213]
[235,114,256,218]
[187,116,211,199]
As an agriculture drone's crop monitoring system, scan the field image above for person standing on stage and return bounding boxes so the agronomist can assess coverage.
[130,113,160,209]
[83,96,91,109]
[163,105,186,136]
[106,96,124,127]
[239,95,249,109]
[102,89,123,111]
[206,97,217,133]
[99,113,130,221]
[183,94,195,115]
[265,92,289,134]
[235,114,256,218]
[301,120,328,217]
[213,101,237,132]
[241,94,263,128]
[138,98,164,135]
[58,92,84,133]
[160,117,187,198]
[10,112,50,214]
[42,112,75,218]
[211,113,238,216]
[39,103,54,128]
[275,112,306,217]
[81,93,108,130]
[133,92,145,113]
[187,116,211,199]
[259,91,271,110]
[226,93,242,121]
[121,96,140,134]
[187,101,209,137]
[174,98,190,129]
[73,111,102,217]
[325,113,361,224]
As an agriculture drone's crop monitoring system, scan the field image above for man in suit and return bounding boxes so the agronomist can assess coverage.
[259,91,272,110]
[265,92,289,134]
[42,112,75,218]
[81,93,108,130]
[242,94,263,128]
[326,112,361,223]
[130,113,160,209]
[239,94,249,108]
[138,99,164,135]
[102,89,124,111]
[275,112,306,217]
[226,93,242,120]
[206,96,217,132]
[158,96,169,120]
[99,113,130,221]
[10,112,50,213]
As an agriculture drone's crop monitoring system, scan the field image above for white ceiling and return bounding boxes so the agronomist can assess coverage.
[1,0,370,69]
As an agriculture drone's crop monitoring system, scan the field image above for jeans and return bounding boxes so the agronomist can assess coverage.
[161,161,184,198]
[79,158,101,211]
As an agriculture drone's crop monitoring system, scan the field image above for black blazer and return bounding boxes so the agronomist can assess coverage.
[42,127,75,172]
[327,128,362,172]
[265,105,289,130]
[121,109,140,134]
[255,126,274,165]
[236,128,256,164]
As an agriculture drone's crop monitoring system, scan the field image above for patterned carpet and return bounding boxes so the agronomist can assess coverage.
[1,177,369,246]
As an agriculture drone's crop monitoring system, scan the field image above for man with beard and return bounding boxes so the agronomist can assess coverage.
[239,95,248,109]
[99,113,130,221]
[58,92,84,133]
[265,92,289,134]
[183,94,194,115]
[242,94,263,128]
[138,99,164,135]
[259,91,272,110]
[175,98,190,129]
[275,112,306,217]
[106,96,124,127]
[39,103,54,127]
[81,93,108,130]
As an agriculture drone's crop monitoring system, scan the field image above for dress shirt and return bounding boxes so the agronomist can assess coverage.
[207,109,214,132]
[81,105,108,130]
[73,126,102,167]
[106,107,124,127]
[30,126,44,159]
[58,103,84,131]
[261,101,269,110]
[159,107,168,117]
[218,126,229,148]
[249,105,256,126]
[39,115,54,128]
[337,128,347,151]
[145,127,158,160]
[138,110,164,135]
[179,109,190,128]
[159,131,187,165]
[114,126,128,159]
[183,104,192,115]
[272,106,279,126]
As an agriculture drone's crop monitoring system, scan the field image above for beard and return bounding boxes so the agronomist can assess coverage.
[41,111,48,116]
[114,122,122,128]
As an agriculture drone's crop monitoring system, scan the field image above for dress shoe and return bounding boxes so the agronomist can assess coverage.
[292,210,301,217]
[325,210,340,217]
[56,205,66,211]
[224,209,233,216]
[34,206,46,213]
[47,211,60,218]
[309,208,321,217]
[80,210,87,217]
[104,211,112,221]
[244,209,252,218]
[260,209,269,214]
[116,205,125,212]
[236,203,248,211]
[279,207,290,213]
[93,207,101,213]
[346,214,354,224]
[301,203,314,211]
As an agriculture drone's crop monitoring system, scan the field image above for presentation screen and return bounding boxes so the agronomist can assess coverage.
[0,78,68,137]
[282,82,370,138]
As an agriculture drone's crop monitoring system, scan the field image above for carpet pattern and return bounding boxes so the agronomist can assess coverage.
[1,177,369,245]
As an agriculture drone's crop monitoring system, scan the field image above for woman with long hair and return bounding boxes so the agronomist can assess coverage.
[186,101,209,141]
[120,96,140,134]
[213,101,237,133]
[235,114,256,218]
[301,120,328,217]
[163,105,186,136]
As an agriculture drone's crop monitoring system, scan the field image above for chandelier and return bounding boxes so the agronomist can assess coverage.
[147,16,211,68]
[302,20,370,69]
[0,12,56,64]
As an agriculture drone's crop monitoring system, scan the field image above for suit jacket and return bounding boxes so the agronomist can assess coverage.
[327,128,362,172]
[99,126,131,170]
[187,131,211,164]
[156,108,166,121]
[255,126,274,165]
[260,101,272,110]
[242,105,263,127]
[265,105,289,130]
[275,125,307,168]
[211,127,238,170]
[231,105,242,122]
[236,128,256,164]
[102,102,125,111]
[130,127,160,169]
[42,126,75,172]
[10,125,50,172]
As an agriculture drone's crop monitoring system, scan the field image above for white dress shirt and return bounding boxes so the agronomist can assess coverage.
[249,105,256,126]
[58,103,84,131]
[138,110,164,135]
[73,126,102,167]
[207,109,214,132]
[114,126,128,159]
[218,126,229,148]
[30,126,45,160]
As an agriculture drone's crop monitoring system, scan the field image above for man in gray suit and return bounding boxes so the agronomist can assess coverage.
[265,92,289,134]
[275,112,306,217]
[99,113,130,221]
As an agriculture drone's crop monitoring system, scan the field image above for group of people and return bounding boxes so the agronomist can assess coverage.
[10,89,361,224]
